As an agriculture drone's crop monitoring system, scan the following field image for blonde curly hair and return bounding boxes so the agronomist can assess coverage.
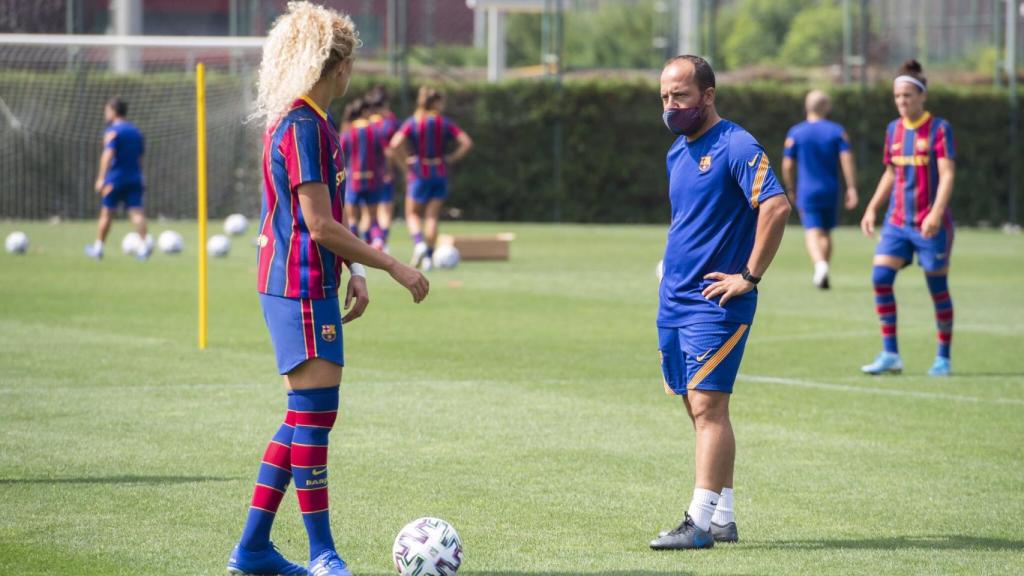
[252,1,360,125]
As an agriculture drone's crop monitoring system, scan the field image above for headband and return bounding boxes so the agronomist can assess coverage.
[894,75,927,92]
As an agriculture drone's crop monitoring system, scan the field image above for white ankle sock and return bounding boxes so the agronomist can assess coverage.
[93,240,104,252]
[711,487,734,525]
[686,488,719,532]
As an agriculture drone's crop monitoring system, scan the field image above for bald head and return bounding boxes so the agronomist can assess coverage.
[805,90,830,118]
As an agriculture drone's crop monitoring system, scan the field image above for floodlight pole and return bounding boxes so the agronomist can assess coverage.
[486,8,506,82]
[842,0,852,84]
[1007,0,1019,225]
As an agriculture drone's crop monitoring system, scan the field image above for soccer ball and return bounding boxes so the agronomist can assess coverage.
[121,232,153,256]
[433,244,460,269]
[207,234,231,257]
[656,259,664,281]
[224,213,249,236]
[5,231,29,254]
[158,230,184,254]
[392,517,463,576]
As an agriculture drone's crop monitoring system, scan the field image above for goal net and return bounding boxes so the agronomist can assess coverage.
[0,35,264,220]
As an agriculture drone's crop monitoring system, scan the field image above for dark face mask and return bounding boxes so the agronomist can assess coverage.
[662,98,706,136]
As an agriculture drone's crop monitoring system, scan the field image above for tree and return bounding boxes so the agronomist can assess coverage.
[779,2,845,66]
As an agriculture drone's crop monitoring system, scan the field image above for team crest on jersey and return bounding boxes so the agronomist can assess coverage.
[891,141,902,152]
[699,156,712,172]
[321,324,337,342]
[257,234,269,248]
[915,138,929,152]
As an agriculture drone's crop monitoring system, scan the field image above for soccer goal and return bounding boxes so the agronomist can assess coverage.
[0,34,265,221]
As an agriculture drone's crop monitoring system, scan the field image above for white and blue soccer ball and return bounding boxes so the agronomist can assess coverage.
[207,234,231,257]
[224,213,249,236]
[121,232,153,256]
[392,517,463,576]
[433,244,460,270]
[5,231,29,254]
[157,230,184,254]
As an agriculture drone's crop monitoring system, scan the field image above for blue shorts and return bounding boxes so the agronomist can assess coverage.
[408,178,448,204]
[344,187,389,207]
[259,293,344,375]
[378,183,394,204]
[658,322,750,395]
[101,182,144,209]
[875,222,954,272]
[799,205,838,231]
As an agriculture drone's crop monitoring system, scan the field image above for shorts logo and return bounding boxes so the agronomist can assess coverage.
[699,156,712,172]
[696,348,714,362]
[321,324,337,342]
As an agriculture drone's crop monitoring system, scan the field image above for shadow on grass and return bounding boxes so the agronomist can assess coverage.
[742,534,1023,551]
[362,573,704,576]
[0,474,236,485]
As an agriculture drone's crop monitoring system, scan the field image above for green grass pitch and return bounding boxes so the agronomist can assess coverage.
[1,221,1022,575]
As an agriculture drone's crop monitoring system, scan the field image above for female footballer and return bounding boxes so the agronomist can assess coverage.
[860,60,956,377]
[390,86,473,270]
[366,85,399,252]
[228,4,428,575]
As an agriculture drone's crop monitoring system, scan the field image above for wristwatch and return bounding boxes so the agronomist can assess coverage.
[741,267,761,285]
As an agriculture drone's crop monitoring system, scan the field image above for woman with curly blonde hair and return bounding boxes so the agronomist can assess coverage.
[229,3,428,575]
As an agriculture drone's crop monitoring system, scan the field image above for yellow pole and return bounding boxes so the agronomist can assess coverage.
[196,62,208,350]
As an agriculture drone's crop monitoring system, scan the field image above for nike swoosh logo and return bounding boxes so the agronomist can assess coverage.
[311,468,327,476]
[696,349,714,362]
[747,154,759,167]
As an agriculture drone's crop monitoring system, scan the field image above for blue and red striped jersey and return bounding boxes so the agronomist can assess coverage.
[340,119,380,193]
[369,112,398,184]
[882,112,955,229]
[397,113,463,180]
[256,97,347,300]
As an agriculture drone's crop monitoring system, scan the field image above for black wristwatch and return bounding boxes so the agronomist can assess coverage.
[741,267,761,285]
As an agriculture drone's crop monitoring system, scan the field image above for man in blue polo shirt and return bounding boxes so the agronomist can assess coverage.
[782,90,858,289]
[650,55,790,551]
[85,98,149,260]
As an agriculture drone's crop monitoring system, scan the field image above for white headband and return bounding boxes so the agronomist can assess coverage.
[894,75,927,92]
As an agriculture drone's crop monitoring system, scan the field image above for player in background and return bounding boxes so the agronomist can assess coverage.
[650,55,790,550]
[860,60,956,377]
[781,90,858,289]
[229,4,428,576]
[340,98,386,247]
[85,98,149,260]
[365,85,399,252]
[390,86,473,270]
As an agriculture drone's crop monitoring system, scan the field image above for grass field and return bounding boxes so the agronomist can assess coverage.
[1,221,1022,576]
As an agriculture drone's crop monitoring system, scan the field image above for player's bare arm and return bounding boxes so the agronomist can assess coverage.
[781,156,796,205]
[921,157,955,239]
[840,150,858,209]
[297,182,429,303]
[702,194,790,306]
[861,166,895,237]
[95,145,114,194]
[445,132,473,165]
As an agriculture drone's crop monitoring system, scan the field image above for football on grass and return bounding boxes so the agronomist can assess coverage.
[392,517,463,576]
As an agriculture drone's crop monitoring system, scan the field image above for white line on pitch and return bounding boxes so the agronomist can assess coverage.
[740,375,1024,406]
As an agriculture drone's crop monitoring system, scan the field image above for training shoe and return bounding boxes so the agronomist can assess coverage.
[226,543,307,576]
[658,521,738,543]
[410,242,429,268]
[84,244,103,260]
[861,352,903,375]
[927,356,951,377]
[650,513,714,550]
[308,549,352,576]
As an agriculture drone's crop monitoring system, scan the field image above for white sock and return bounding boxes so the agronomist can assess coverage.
[686,488,719,532]
[93,240,104,252]
[711,487,734,525]
[814,260,829,275]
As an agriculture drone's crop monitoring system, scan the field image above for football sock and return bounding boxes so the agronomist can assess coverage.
[238,410,295,551]
[369,224,383,244]
[711,486,734,525]
[814,260,829,276]
[381,227,390,244]
[687,488,719,532]
[289,387,339,561]
[926,274,953,359]
[873,265,899,354]
[426,245,434,259]
[93,239,104,252]
[348,224,359,236]
[412,232,424,245]
[362,229,372,243]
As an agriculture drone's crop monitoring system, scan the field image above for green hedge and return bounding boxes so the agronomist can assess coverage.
[340,77,1023,226]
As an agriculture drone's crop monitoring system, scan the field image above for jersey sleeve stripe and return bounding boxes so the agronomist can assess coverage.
[750,154,770,208]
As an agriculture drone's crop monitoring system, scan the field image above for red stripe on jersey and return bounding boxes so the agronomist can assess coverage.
[913,117,933,228]
[300,298,316,359]
[890,122,906,227]
[251,483,286,512]
[293,410,338,429]
[257,140,279,293]
[284,188,302,296]
[263,441,291,470]
[296,486,329,513]
[418,116,429,179]
[291,443,328,467]
[434,117,445,179]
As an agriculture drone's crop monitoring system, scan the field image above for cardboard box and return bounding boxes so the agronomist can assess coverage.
[438,233,515,261]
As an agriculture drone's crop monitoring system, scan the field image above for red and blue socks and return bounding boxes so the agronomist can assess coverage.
[873,265,899,354]
[239,411,296,551]
[926,274,953,359]
[289,387,339,561]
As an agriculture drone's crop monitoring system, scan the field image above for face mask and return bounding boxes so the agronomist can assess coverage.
[662,99,706,136]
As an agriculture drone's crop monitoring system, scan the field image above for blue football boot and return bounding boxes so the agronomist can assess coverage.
[650,513,714,550]
[308,549,352,576]
[927,356,951,377]
[861,352,903,375]
[226,543,307,576]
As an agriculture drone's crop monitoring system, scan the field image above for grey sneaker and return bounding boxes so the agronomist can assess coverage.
[659,520,738,543]
[650,513,714,550]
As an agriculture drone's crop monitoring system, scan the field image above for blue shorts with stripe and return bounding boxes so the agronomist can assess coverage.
[875,223,954,272]
[408,177,448,204]
[658,322,750,395]
[259,293,344,375]
[101,182,144,209]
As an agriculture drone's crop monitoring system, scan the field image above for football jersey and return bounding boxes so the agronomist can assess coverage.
[256,97,346,300]
[782,119,850,209]
[103,120,144,186]
[882,112,955,229]
[658,119,786,328]
[340,119,380,193]
[397,113,463,180]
